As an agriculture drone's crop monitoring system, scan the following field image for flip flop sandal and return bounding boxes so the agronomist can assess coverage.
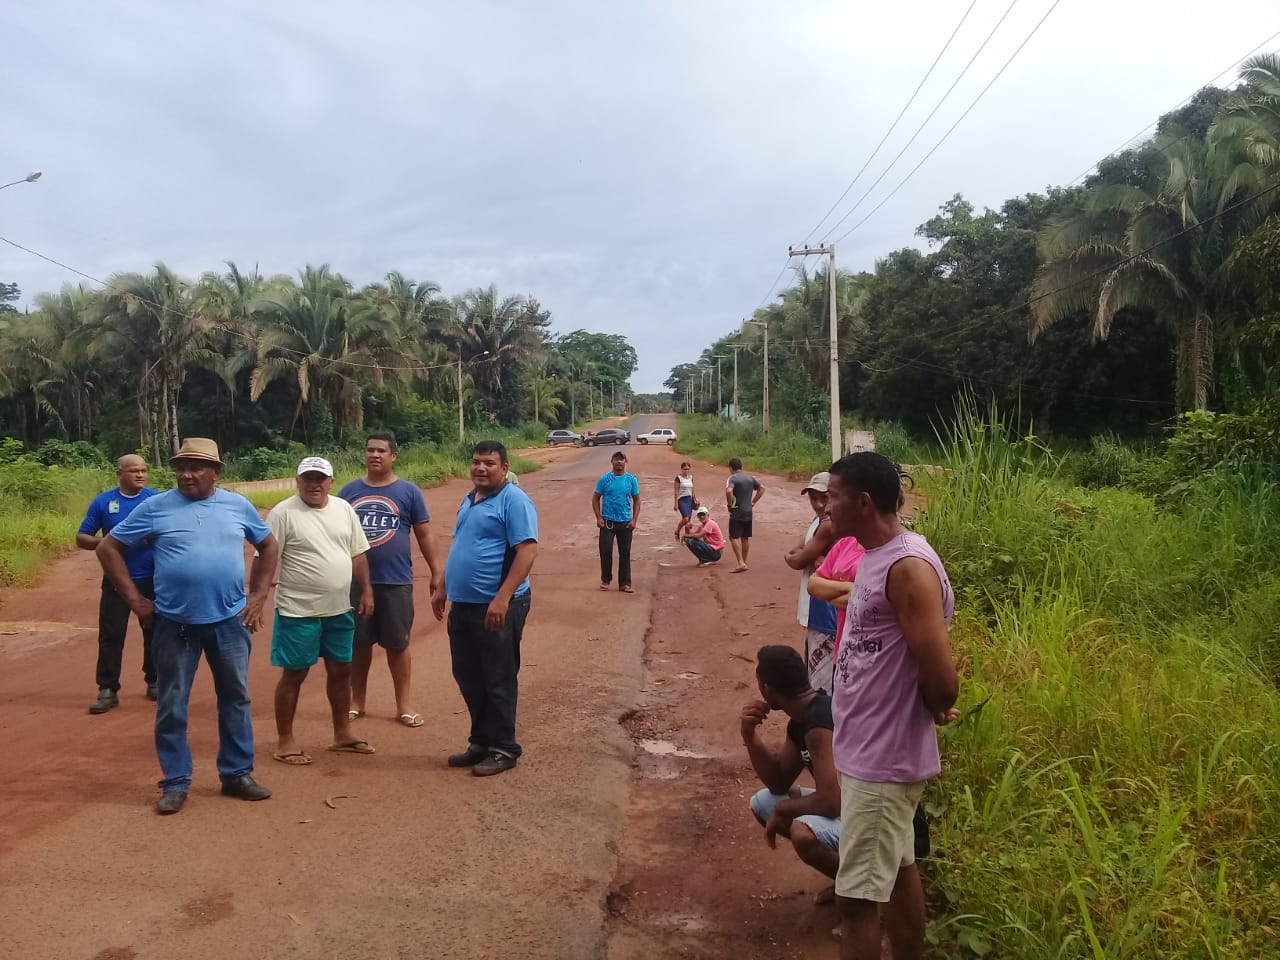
[272,751,313,765]
[398,713,424,728]
[620,585,635,593]
[347,710,365,721]
[328,740,376,754]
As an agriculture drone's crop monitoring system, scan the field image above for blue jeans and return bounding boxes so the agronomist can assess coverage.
[686,538,722,563]
[152,613,255,791]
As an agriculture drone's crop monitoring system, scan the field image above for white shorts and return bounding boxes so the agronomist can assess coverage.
[835,774,926,902]
[803,627,836,694]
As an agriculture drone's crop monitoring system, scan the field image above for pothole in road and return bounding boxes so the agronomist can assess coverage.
[636,739,710,759]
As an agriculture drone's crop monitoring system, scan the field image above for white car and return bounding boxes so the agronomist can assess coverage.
[637,427,677,445]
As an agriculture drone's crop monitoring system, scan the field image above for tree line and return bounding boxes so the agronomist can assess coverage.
[0,265,638,461]
[670,56,1280,438]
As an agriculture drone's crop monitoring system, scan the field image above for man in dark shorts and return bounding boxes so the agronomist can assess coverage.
[725,457,765,572]
[432,440,539,776]
[338,432,443,728]
[741,644,841,886]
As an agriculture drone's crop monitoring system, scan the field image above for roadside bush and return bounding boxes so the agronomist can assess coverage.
[226,445,298,481]
[31,439,109,468]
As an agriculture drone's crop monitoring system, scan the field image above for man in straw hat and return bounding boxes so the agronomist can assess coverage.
[98,438,280,815]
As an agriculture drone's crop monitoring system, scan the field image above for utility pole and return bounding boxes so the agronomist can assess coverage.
[789,244,840,461]
[713,355,725,416]
[745,318,770,435]
[729,343,742,422]
[456,353,465,442]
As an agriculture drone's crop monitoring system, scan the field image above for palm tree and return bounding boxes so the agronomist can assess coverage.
[1029,134,1276,409]
[1212,53,1280,170]
[94,263,209,459]
[449,286,548,392]
[522,359,565,425]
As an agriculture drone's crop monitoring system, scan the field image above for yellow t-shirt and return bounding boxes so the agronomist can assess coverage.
[267,494,370,618]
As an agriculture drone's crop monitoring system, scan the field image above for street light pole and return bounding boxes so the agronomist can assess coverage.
[713,355,725,416]
[457,353,465,442]
[789,244,840,461]
[0,171,41,192]
[745,318,770,435]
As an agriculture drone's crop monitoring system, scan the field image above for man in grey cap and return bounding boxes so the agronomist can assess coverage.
[267,456,376,766]
[98,438,280,815]
[784,472,838,693]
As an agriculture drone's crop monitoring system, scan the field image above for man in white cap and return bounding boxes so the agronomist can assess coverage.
[784,472,838,693]
[266,457,376,765]
[98,438,279,815]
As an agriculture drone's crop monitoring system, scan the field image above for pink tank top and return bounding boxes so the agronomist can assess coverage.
[831,531,954,783]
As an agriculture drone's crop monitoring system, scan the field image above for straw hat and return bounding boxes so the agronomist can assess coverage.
[169,438,223,467]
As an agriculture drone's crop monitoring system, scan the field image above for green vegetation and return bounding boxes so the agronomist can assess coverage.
[0,267,638,463]
[920,402,1280,959]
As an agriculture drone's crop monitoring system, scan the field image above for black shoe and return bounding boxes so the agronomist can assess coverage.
[88,689,118,714]
[220,775,272,801]
[146,683,158,702]
[472,751,518,777]
[156,790,187,815]
[447,744,488,768]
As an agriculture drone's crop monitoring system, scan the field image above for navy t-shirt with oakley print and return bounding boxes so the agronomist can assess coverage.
[338,478,430,585]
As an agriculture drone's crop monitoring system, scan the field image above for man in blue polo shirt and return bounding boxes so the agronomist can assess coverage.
[431,439,538,777]
[592,450,640,593]
[76,453,158,713]
[98,438,280,815]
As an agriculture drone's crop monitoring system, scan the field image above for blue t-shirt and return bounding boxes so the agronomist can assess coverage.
[338,477,430,585]
[445,482,539,605]
[594,471,640,522]
[79,487,158,580]
[108,488,271,625]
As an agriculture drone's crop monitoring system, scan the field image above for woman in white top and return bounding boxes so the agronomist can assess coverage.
[673,462,696,538]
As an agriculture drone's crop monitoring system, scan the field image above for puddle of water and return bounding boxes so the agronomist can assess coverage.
[636,739,709,759]
[675,671,700,680]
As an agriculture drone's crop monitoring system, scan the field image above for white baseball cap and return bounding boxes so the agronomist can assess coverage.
[695,505,710,515]
[296,456,334,478]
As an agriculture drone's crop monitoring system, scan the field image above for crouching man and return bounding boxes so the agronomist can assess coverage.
[741,644,841,884]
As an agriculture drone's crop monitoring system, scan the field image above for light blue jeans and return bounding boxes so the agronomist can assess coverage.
[750,787,841,849]
[152,613,255,791]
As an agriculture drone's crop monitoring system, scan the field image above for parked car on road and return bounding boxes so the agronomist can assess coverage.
[546,429,583,446]
[582,427,630,446]
[636,427,677,445]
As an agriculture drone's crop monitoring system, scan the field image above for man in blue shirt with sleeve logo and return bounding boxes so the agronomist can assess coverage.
[432,440,538,777]
[76,453,158,713]
[592,451,641,593]
[97,438,281,816]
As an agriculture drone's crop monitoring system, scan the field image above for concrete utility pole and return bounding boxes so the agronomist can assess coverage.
[745,318,770,435]
[788,244,840,461]
[456,353,465,442]
[713,355,725,416]
[729,343,742,422]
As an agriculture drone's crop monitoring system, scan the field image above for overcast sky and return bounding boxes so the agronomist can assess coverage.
[3,1,1276,391]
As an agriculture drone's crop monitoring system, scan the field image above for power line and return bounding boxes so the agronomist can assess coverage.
[819,0,1023,243]
[803,0,980,244]
[830,0,1063,248]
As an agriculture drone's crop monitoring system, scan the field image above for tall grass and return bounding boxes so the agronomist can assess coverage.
[922,401,1280,959]
[0,463,113,586]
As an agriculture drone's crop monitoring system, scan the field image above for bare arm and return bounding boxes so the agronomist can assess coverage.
[629,493,640,528]
[97,537,153,625]
[773,729,840,819]
[888,556,959,716]
[412,520,443,589]
[592,492,604,526]
[740,701,804,795]
[752,482,766,506]
[784,518,836,570]
[76,532,102,551]
[352,552,374,619]
[808,574,852,606]
[485,540,538,631]
[242,533,280,633]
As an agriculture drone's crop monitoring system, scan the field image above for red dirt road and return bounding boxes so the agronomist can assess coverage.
[0,416,844,959]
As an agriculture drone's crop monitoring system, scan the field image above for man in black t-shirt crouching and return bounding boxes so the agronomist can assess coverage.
[740,645,842,881]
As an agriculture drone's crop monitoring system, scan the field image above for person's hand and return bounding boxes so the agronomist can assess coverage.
[130,596,155,630]
[431,591,447,622]
[242,593,268,633]
[357,588,375,620]
[739,699,769,742]
[485,595,510,631]
[626,519,636,530]
[596,517,606,528]
[674,503,680,513]
[935,707,961,726]
[764,808,789,849]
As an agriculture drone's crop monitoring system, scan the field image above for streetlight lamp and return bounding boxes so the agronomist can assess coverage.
[0,171,42,192]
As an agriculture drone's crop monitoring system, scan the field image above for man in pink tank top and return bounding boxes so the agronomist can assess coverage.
[825,452,958,960]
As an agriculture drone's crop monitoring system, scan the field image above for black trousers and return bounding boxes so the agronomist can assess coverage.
[448,594,531,757]
[97,576,156,691]
[598,522,633,586]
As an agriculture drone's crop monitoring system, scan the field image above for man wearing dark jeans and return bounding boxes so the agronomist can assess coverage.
[76,454,158,712]
[433,440,539,777]
[592,451,640,593]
